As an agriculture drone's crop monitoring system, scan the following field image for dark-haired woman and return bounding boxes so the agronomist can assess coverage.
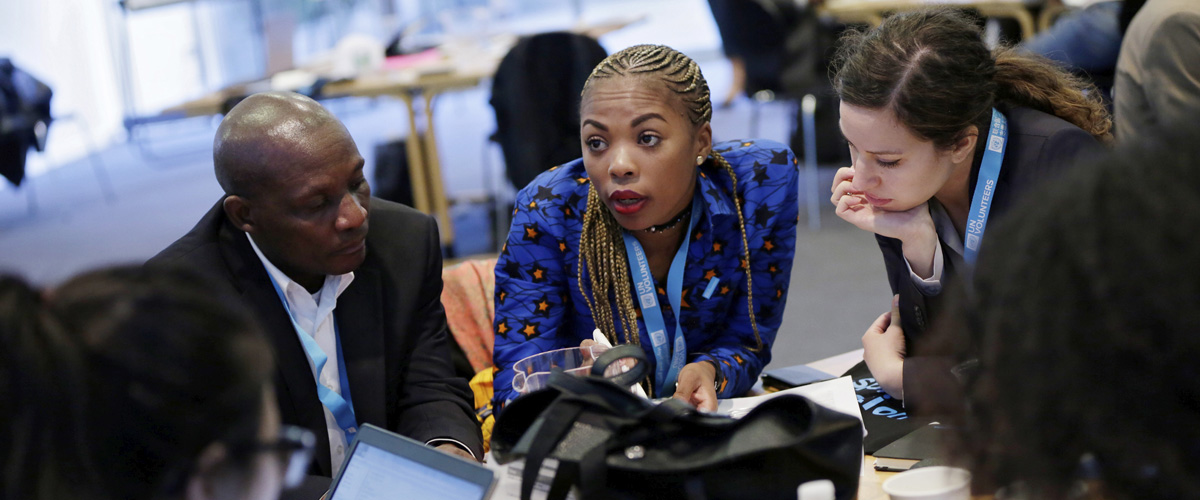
[0,266,314,500]
[828,8,1111,405]
[492,44,800,410]
[944,129,1200,499]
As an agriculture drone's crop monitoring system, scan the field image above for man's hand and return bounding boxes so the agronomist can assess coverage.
[862,295,907,399]
[435,443,478,462]
[672,361,719,411]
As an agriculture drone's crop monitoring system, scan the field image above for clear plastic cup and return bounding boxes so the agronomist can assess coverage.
[511,345,611,395]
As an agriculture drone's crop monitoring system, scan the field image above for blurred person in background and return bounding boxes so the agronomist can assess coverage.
[939,128,1200,499]
[1,265,313,500]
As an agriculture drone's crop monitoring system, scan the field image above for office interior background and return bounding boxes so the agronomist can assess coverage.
[0,0,893,367]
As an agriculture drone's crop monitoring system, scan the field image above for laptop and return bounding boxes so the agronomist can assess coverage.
[327,424,496,500]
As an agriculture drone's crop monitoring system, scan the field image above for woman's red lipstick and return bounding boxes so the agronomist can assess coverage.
[609,190,647,215]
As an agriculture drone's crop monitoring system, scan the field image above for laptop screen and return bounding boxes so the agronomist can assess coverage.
[327,425,493,500]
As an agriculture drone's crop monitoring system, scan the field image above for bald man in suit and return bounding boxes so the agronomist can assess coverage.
[148,93,482,487]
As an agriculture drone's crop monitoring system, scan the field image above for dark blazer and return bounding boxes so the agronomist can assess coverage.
[874,106,1105,411]
[146,197,482,475]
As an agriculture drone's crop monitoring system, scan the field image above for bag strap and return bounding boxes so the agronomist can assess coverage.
[644,396,693,422]
[545,464,578,500]
[590,343,649,387]
[576,435,610,499]
[520,399,585,500]
[515,346,649,500]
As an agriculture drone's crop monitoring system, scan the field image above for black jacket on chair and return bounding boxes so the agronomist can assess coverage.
[489,32,606,191]
[0,58,52,187]
[146,198,483,475]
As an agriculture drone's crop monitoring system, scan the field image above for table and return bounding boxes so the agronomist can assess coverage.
[799,350,893,498]
[820,0,1039,40]
[800,349,994,499]
[162,16,642,252]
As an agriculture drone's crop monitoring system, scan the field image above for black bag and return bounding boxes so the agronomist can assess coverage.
[492,345,863,500]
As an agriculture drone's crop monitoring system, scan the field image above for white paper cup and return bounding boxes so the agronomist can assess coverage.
[882,466,971,500]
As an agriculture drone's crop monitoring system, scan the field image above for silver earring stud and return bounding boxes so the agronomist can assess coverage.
[696,155,704,165]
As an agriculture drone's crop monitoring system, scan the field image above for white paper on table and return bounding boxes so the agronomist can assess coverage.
[717,376,862,430]
[484,453,577,500]
[715,376,867,476]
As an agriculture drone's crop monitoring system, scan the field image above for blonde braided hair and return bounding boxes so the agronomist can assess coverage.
[576,44,763,357]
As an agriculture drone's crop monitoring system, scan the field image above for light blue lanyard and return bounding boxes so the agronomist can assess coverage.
[267,277,359,446]
[963,108,1008,264]
[621,191,702,395]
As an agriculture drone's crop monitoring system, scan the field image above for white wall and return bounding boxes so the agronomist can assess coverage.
[0,0,721,176]
[0,0,124,174]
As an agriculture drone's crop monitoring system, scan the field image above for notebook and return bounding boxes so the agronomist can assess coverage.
[328,424,496,500]
[872,423,950,472]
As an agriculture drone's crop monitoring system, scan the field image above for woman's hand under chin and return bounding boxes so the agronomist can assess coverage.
[830,167,940,278]
[830,167,936,241]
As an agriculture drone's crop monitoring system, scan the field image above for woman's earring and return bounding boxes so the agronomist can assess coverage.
[696,155,704,166]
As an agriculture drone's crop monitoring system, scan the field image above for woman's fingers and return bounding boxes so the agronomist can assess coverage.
[867,307,893,335]
[830,168,863,206]
[832,182,864,206]
[831,166,855,190]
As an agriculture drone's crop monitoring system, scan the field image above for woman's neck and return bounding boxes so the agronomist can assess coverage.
[934,152,976,237]
[633,178,698,281]
[634,224,689,283]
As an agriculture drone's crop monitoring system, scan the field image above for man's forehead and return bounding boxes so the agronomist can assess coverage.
[237,132,358,197]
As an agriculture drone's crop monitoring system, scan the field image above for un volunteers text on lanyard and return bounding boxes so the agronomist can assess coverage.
[621,190,703,396]
[267,278,359,446]
[963,108,1009,265]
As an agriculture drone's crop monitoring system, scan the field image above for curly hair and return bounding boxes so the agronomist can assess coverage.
[575,45,763,395]
[832,8,1112,150]
[936,130,1200,498]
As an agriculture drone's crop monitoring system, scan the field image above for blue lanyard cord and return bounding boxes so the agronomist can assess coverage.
[621,191,703,396]
[267,278,359,446]
[963,108,1008,264]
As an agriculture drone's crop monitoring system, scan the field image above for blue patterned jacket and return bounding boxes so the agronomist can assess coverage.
[492,139,800,408]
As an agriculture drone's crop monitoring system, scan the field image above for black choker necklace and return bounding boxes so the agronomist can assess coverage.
[640,207,691,233]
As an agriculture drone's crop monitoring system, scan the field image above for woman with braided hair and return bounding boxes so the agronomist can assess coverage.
[492,44,800,411]
[828,8,1111,408]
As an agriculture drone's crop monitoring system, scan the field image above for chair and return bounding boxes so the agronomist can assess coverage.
[440,257,500,451]
[440,257,499,380]
[1,58,52,193]
[489,32,607,192]
[710,1,849,229]
[485,32,607,246]
[1,59,115,216]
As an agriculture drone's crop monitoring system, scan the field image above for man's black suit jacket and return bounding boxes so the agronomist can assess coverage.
[146,197,482,475]
[874,106,1105,411]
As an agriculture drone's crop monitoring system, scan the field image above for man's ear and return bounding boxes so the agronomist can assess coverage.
[183,442,228,500]
[951,125,979,165]
[223,195,255,233]
[695,122,713,159]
